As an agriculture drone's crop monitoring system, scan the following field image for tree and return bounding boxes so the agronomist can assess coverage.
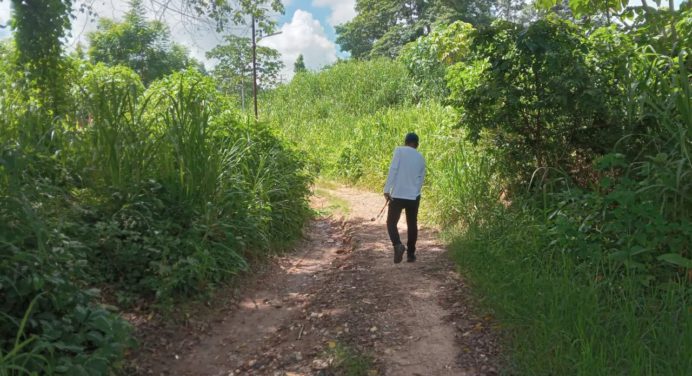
[167,0,285,33]
[87,0,197,85]
[335,0,494,59]
[536,0,628,18]
[294,54,307,73]
[536,0,688,54]
[446,18,635,185]
[206,35,283,108]
[496,0,528,22]
[9,0,73,113]
[399,21,475,100]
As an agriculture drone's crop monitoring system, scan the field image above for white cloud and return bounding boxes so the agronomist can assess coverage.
[0,2,10,40]
[259,10,337,81]
[311,0,356,26]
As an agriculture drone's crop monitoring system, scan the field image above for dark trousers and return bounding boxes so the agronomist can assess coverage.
[386,196,420,254]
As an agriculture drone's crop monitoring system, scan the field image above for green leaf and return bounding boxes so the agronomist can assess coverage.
[536,0,560,9]
[657,253,692,268]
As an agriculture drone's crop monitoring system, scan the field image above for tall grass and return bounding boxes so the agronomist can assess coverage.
[1,58,311,373]
[0,295,46,375]
[451,207,691,375]
[75,64,151,190]
[266,60,499,226]
[449,47,691,374]
[67,67,312,300]
[265,41,690,374]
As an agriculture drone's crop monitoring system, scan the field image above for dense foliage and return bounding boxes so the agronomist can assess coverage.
[1,0,690,374]
[87,0,200,86]
[335,0,494,59]
[0,1,311,374]
[1,23,309,376]
[206,35,284,107]
[268,4,691,374]
[8,0,73,114]
[450,18,636,185]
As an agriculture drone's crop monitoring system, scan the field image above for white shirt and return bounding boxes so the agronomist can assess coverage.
[383,146,426,200]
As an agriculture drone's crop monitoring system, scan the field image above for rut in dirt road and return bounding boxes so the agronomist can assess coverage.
[131,186,500,376]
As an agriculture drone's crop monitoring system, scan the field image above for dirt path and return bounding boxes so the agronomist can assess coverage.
[130,186,500,376]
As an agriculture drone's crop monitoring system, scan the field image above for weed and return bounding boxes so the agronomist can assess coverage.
[325,342,376,376]
[314,187,351,217]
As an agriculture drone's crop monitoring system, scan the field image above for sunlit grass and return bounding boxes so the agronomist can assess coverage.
[265,54,691,375]
[314,187,351,217]
[0,65,312,374]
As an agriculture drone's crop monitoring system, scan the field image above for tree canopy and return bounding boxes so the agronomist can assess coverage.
[87,0,198,85]
[8,0,74,112]
[335,0,494,59]
[177,0,285,33]
[206,34,283,107]
[294,54,307,73]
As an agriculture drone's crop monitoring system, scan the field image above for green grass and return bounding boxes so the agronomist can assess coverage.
[266,61,500,228]
[314,187,351,217]
[450,207,692,375]
[325,342,375,376]
[266,55,691,376]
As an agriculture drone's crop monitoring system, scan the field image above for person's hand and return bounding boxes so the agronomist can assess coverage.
[384,193,391,201]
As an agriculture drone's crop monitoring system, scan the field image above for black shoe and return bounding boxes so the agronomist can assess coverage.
[406,254,416,263]
[394,244,406,264]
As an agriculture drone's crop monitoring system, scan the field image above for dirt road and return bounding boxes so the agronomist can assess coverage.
[130,186,500,375]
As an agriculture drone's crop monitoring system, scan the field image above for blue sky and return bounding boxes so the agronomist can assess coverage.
[256,0,357,79]
[0,3,9,40]
[279,0,356,46]
[281,1,338,41]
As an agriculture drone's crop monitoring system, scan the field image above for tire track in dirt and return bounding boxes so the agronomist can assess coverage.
[129,186,500,375]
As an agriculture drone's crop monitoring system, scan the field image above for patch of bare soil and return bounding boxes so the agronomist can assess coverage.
[128,186,501,375]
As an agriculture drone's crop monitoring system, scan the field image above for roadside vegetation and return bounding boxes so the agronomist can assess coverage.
[0,0,690,374]
[267,1,691,374]
[1,1,308,374]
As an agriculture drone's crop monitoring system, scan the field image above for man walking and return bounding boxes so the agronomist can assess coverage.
[384,132,426,263]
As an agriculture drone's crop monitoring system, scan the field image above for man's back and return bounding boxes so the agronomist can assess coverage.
[384,146,426,200]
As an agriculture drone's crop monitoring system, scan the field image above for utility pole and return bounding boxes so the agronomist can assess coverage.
[251,14,259,120]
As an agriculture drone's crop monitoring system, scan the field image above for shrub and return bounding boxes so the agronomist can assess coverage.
[1,64,312,373]
[73,69,312,302]
[448,18,638,187]
[0,150,131,375]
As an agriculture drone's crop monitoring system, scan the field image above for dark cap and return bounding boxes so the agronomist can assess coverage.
[404,132,419,145]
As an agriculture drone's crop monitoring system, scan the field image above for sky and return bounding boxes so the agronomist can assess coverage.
[0,0,354,81]
[261,0,357,80]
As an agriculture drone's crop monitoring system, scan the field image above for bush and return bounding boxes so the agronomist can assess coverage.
[0,150,132,375]
[447,18,638,187]
[1,64,312,373]
[448,24,690,376]
[266,59,415,129]
[69,69,312,302]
